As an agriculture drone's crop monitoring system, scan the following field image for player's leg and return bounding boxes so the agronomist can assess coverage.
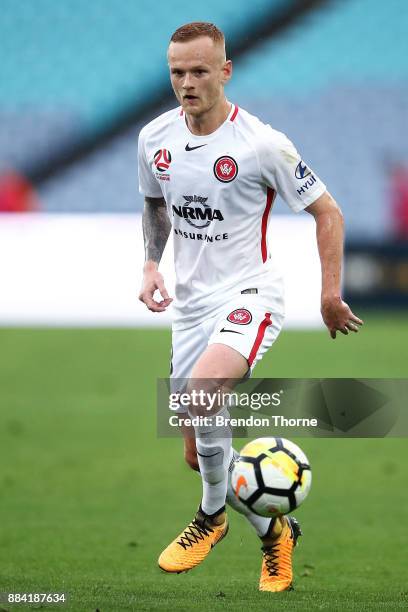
[181,416,301,591]
[159,343,247,573]
[159,322,214,573]
[207,290,302,591]
[178,393,301,590]
[226,448,272,535]
[181,425,273,536]
[208,295,284,536]
[188,343,247,518]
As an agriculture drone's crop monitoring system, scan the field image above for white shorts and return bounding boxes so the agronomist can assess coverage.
[170,284,285,411]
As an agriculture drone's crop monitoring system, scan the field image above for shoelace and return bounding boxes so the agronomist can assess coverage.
[177,520,214,550]
[262,543,280,576]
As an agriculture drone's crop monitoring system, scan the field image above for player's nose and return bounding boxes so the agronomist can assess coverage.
[182,72,194,89]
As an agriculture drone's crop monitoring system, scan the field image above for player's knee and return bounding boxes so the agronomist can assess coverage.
[185,448,200,471]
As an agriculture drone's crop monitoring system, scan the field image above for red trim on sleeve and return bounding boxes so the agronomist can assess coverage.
[248,313,272,366]
[230,104,239,122]
[261,187,276,263]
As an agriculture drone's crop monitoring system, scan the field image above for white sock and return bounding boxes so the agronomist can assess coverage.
[194,405,232,516]
[226,448,271,537]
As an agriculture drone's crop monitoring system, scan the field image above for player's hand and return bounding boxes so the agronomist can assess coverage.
[139,262,173,313]
[321,295,363,339]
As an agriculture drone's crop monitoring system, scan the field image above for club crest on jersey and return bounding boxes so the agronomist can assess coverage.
[154,149,172,172]
[227,308,252,325]
[213,156,238,183]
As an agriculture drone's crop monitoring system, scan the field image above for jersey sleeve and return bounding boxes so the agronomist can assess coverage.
[138,129,163,198]
[257,126,326,212]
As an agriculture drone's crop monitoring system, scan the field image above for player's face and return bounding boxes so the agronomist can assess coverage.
[168,37,232,117]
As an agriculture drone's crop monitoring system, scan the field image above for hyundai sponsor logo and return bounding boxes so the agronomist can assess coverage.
[297,175,317,196]
[295,161,312,180]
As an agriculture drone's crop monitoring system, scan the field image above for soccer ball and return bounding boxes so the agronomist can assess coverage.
[231,437,312,517]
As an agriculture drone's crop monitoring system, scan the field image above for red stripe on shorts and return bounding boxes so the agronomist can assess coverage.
[248,312,272,366]
[261,187,276,263]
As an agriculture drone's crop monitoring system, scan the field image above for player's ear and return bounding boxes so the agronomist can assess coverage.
[221,59,232,84]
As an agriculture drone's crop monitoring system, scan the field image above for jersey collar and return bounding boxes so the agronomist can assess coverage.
[179,103,239,141]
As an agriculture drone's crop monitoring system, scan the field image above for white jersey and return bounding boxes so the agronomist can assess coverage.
[138,103,326,330]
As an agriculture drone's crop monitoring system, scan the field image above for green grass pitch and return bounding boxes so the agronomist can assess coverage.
[1,313,408,611]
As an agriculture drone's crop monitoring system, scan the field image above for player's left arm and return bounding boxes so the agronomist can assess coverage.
[305,190,363,339]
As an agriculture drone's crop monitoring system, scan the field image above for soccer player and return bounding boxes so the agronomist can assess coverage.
[138,22,363,592]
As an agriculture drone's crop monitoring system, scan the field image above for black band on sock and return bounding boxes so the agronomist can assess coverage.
[199,504,226,520]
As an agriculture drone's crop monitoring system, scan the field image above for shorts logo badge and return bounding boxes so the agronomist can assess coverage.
[214,156,238,183]
[227,308,252,325]
[154,149,172,172]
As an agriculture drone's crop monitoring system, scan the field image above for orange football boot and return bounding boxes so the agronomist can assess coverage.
[158,507,229,573]
[259,516,302,592]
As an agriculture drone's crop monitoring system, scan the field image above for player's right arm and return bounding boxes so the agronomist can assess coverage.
[139,196,173,312]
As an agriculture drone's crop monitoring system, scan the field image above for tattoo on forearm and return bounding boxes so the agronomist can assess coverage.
[142,197,171,263]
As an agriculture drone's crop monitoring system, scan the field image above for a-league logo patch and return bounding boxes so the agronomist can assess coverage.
[154,149,172,172]
[213,156,238,183]
[227,308,252,325]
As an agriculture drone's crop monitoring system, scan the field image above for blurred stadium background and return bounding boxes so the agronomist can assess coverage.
[1,1,407,609]
[1,0,408,323]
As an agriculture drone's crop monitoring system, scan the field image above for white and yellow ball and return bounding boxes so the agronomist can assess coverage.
[231,437,312,517]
